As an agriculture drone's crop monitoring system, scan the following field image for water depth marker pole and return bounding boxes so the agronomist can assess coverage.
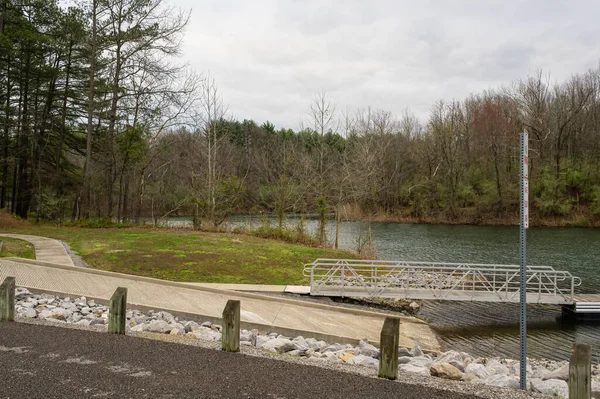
[519,131,529,390]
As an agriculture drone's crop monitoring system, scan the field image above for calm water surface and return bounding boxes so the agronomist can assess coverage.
[157,215,600,360]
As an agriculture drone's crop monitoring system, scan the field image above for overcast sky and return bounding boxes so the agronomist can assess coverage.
[174,0,600,130]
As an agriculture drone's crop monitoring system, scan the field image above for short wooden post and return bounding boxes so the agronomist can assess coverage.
[378,316,400,380]
[108,287,127,334]
[0,277,15,322]
[222,300,241,352]
[569,343,592,399]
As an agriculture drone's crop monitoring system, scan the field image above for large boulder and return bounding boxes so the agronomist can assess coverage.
[430,363,463,380]
[259,338,297,354]
[434,351,465,365]
[531,378,568,397]
[542,363,569,381]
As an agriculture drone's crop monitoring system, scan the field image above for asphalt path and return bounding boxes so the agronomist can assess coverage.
[0,322,482,399]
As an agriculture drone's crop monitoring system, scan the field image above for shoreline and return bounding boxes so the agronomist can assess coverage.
[138,210,600,229]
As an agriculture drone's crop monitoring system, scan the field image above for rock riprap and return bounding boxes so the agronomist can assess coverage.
[12,287,600,398]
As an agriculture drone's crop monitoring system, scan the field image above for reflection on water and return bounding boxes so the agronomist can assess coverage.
[152,214,600,360]
[420,301,600,360]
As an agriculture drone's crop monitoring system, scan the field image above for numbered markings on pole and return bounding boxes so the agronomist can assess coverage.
[522,132,529,229]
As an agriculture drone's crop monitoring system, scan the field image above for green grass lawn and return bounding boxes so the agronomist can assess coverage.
[0,237,36,259]
[0,214,354,285]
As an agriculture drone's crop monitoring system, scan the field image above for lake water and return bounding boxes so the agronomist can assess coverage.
[154,215,600,360]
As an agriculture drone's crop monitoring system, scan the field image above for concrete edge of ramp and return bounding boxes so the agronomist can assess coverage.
[184,283,311,295]
[4,257,427,326]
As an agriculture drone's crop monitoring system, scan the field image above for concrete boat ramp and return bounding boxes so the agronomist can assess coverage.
[0,257,440,351]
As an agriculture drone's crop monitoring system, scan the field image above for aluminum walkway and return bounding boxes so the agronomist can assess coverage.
[304,259,583,306]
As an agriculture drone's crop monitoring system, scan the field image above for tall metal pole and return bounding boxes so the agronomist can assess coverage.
[519,132,529,390]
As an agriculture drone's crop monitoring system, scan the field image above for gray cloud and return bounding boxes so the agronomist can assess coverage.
[176,0,600,130]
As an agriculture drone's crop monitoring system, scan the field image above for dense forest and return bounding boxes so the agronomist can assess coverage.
[2,0,600,232]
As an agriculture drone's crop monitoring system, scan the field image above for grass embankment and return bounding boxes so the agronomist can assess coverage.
[0,213,354,285]
[0,237,35,259]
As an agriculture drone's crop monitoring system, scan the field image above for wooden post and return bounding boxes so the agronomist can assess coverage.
[0,277,15,322]
[569,343,592,399]
[108,287,127,334]
[222,300,240,352]
[378,316,400,380]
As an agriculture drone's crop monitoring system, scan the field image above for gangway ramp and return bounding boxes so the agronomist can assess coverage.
[303,259,582,305]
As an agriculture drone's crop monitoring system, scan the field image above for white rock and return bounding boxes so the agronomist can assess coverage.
[322,352,343,363]
[76,319,91,326]
[478,374,520,390]
[542,363,569,381]
[400,364,429,375]
[201,321,212,328]
[240,330,254,342]
[408,355,433,369]
[156,311,175,323]
[357,340,380,358]
[183,321,201,333]
[323,343,345,353]
[71,313,83,323]
[531,366,550,379]
[255,335,272,347]
[531,378,568,397]
[170,322,185,334]
[144,320,173,334]
[192,327,222,342]
[347,354,378,367]
[409,345,424,357]
[307,340,328,352]
[435,351,465,365]
[287,349,313,358]
[486,359,509,375]
[398,347,411,357]
[259,338,297,354]
[19,308,37,318]
[465,363,492,379]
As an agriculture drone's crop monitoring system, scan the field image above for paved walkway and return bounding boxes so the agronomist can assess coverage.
[0,233,74,266]
[0,323,492,399]
[0,258,440,351]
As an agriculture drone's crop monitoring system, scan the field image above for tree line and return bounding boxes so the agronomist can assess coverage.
[2,0,600,232]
